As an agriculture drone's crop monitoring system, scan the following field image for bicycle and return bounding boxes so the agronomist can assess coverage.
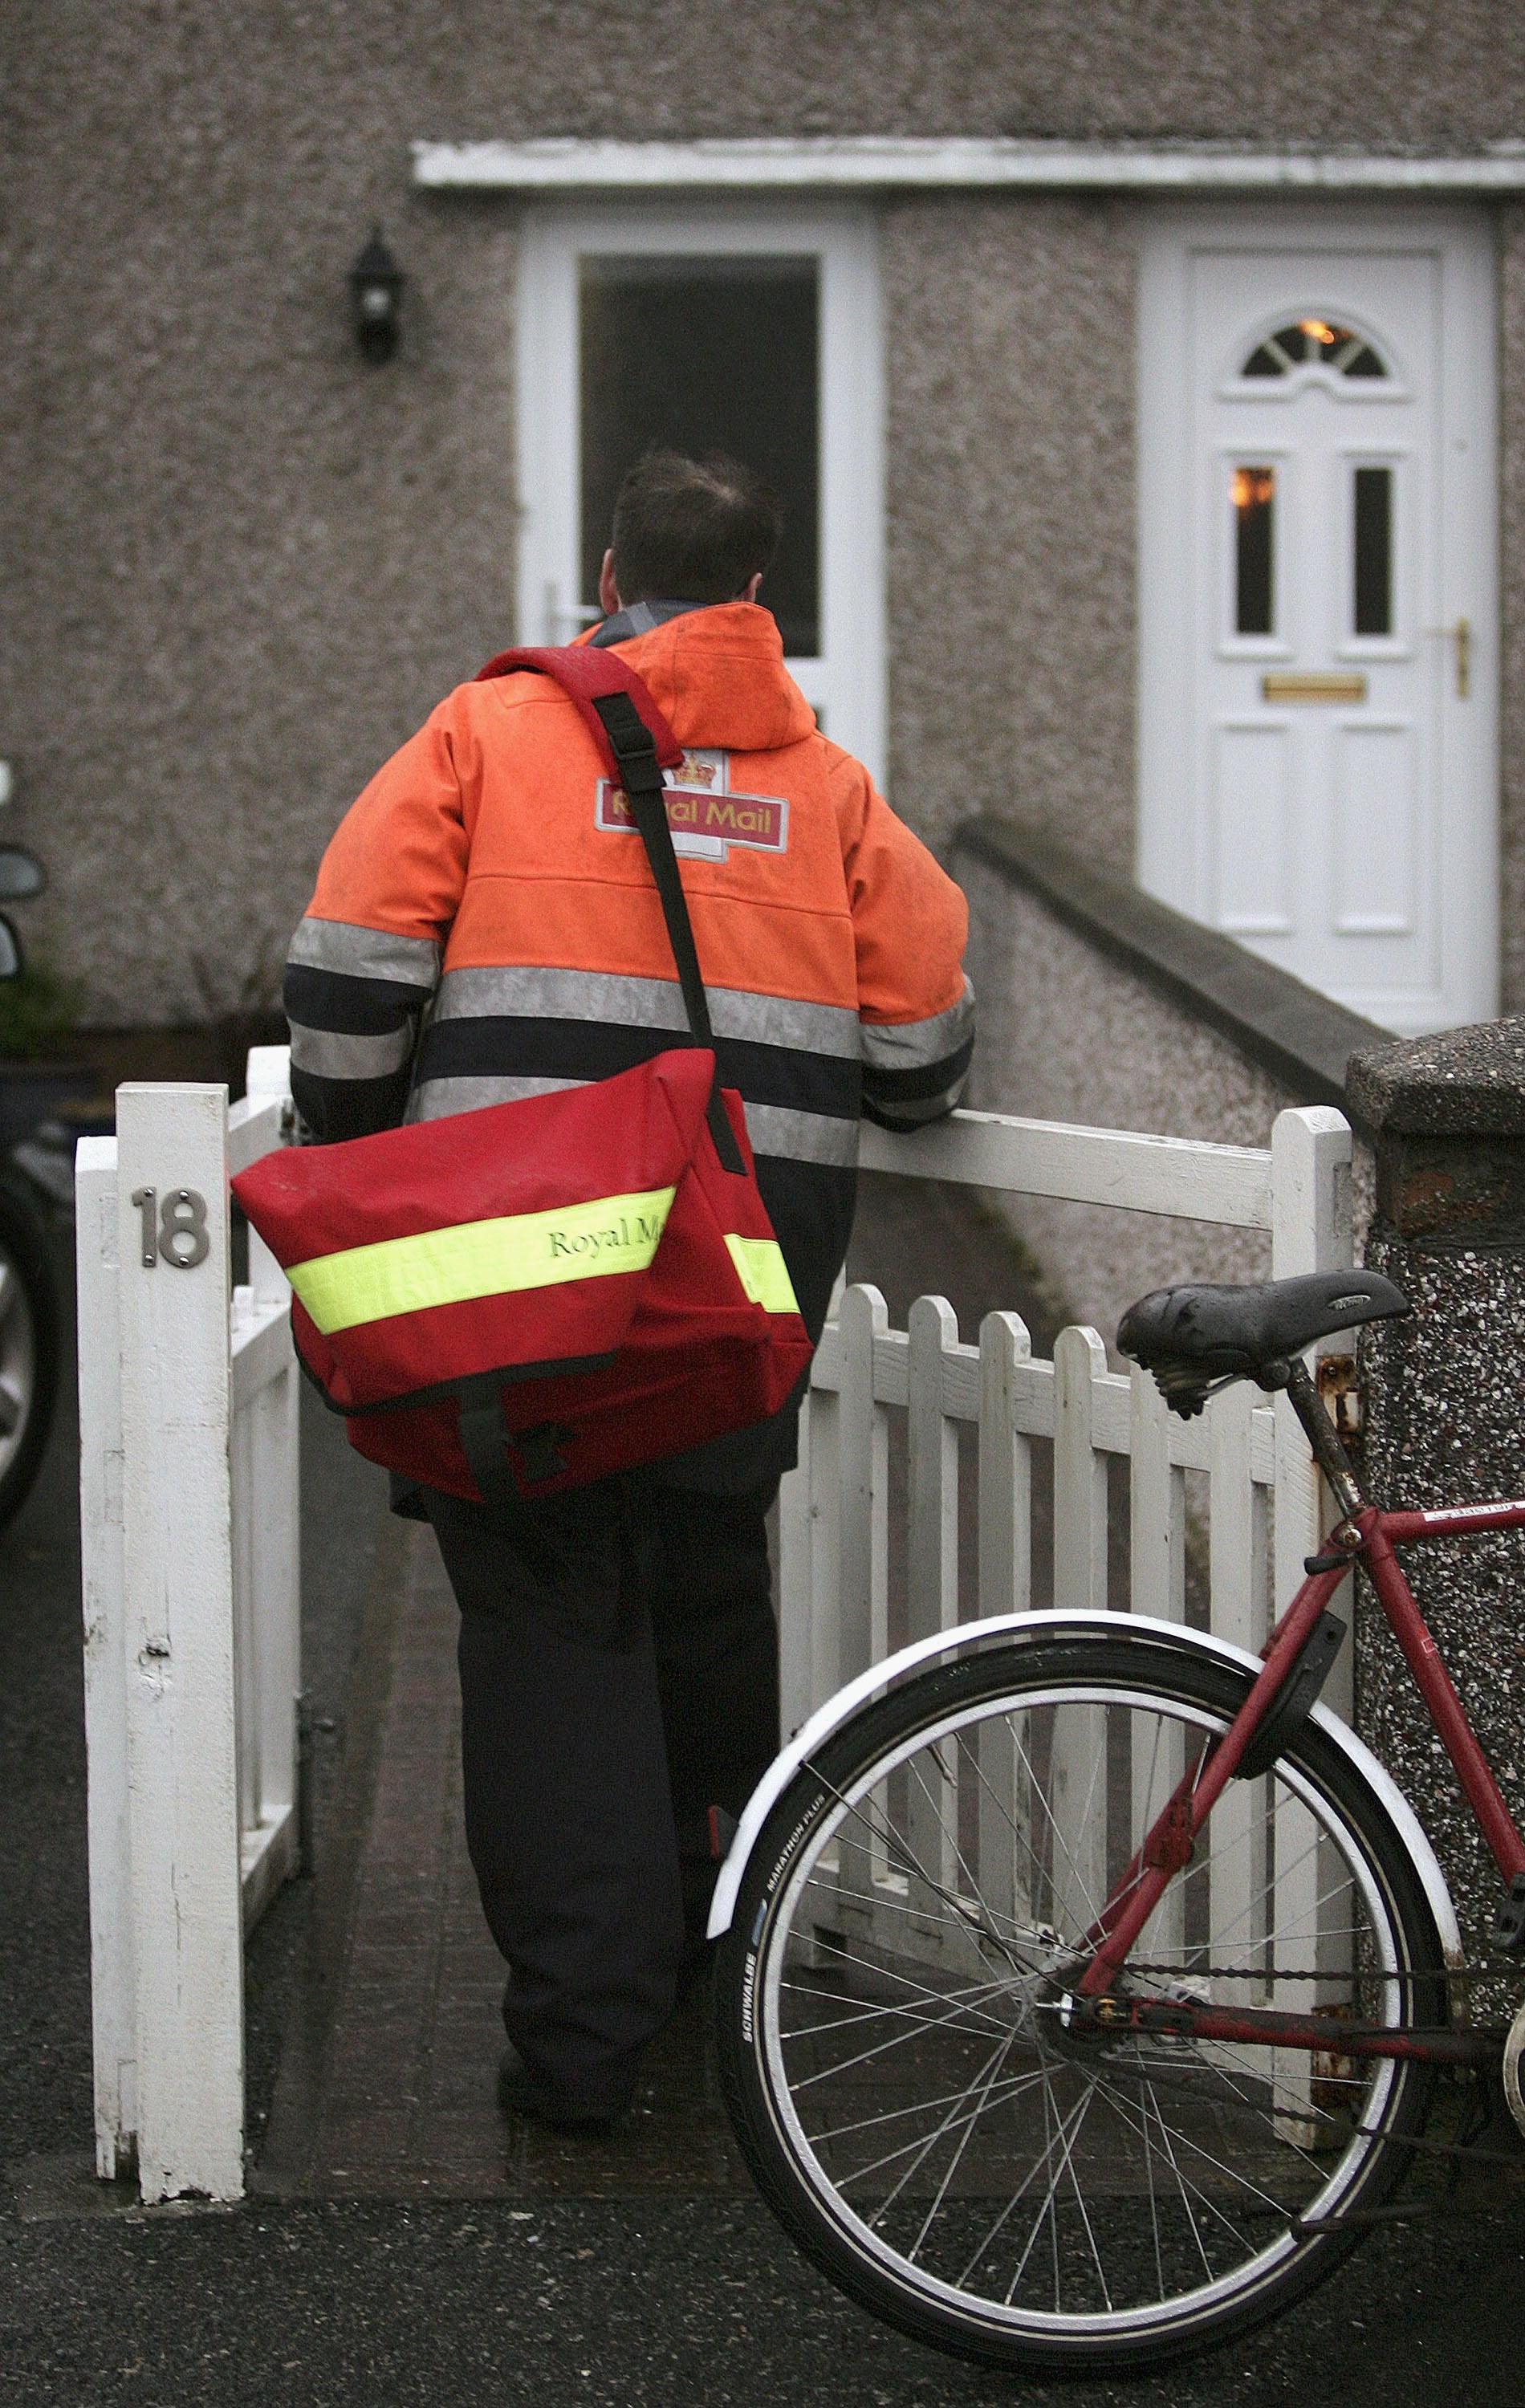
[710,1267,1525,2372]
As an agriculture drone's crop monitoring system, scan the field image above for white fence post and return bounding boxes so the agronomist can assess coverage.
[1268,1106,1353,2119]
[229,1055,301,1929]
[1050,1326,1110,1930]
[836,1283,889,1686]
[77,1134,133,2180]
[1128,1359,1178,1620]
[1270,1106,1355,1704]
[777,1406,815,1745]
[79,1052,300,2203]
[116,1083,245,2203]
[1053,1324,1108,1613]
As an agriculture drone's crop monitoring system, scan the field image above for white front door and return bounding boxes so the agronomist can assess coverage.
[1139,208,1498,1035]
[515,205,886,788]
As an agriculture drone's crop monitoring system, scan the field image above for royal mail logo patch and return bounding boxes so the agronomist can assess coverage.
[596,748,789,861]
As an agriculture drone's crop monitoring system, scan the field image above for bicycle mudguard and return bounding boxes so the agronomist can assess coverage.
[707,1607,1462,1971]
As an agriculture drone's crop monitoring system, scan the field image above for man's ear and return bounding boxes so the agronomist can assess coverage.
[599,550,620,616]
[741,571,762,604]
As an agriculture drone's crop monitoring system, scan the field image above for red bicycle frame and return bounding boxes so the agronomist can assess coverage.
[1070,1446,1525,2060]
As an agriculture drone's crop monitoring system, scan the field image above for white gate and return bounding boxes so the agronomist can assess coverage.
[76,1060,1348,2202]
[78,1047,299,2203]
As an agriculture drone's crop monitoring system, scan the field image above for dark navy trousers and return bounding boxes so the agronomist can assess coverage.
[424,1475,779,2117]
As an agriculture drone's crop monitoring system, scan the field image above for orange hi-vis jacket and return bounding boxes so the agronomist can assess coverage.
[283,601,974,1488]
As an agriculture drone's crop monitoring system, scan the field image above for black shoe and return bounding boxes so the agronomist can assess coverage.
[496,2044,623,2137]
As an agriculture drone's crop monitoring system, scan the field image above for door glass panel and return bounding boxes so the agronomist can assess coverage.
[1232,465,1275,636]
[1241,321,1388,380]
[1352,466,1393,637]
[579,255,819,656]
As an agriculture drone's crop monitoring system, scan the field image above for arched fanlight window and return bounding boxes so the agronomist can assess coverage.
[1242,318,1388,380]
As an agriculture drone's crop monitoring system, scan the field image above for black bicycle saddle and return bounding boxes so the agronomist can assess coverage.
[1117,1269,1412,1417]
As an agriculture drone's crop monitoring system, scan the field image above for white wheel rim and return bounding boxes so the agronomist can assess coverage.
[756,1681,1413,2344]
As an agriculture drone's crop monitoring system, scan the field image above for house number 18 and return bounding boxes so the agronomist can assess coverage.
[130,1186,211,1269]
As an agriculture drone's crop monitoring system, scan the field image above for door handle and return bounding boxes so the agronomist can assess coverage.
[1424,616,1470,698]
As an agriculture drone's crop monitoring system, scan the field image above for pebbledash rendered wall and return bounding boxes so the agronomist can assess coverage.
[954,819,1385,1355]
[6,5,1525,1023]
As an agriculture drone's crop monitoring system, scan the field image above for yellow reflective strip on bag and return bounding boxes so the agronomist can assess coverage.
[724,1234,800,1316]
[288,1185,677,1336]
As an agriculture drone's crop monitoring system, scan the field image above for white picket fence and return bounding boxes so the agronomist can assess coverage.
[77,1047,1350,2203]
[778,1102,1352,1733]
[78,1047,299,2202]
[777,1103,1352,2113]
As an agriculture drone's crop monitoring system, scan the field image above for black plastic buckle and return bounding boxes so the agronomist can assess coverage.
[591,691,665,792]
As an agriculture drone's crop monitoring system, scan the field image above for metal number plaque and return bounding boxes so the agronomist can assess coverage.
[130,1186,211,1270]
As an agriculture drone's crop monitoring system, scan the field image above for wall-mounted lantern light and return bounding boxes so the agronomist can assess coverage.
[348,228,405,364]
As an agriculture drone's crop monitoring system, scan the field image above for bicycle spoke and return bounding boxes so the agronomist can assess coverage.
[810,1771,1035,1966]
[805,1868,1059,1965]
[805,2060,1051,2151]
[1088,2057,1297,2227]
[945,2068,1089,2295]
[778,1962,1019,2047]
[1000,2077,1102,2309]
[864,2028,1021,2224]
[1007,1719,1109,1932]
[786,1968,1019,2089]
[907,2031,1026,2264]
[905,1747,1007,1942]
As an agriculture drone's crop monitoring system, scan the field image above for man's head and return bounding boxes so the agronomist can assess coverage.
[601,449,783,616]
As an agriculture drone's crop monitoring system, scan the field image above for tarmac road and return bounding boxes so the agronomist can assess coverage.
[3,1184,1523,2406]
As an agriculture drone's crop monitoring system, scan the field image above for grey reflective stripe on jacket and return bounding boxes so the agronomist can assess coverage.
[283,915,443,1143]
[287,916,441,987]
[860,975,975,1131]
[289,1022,417,1080]
[431,965,861,1058]
[285,918,970,1168]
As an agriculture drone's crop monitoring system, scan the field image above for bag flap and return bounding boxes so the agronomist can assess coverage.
[234,1044,715,1271]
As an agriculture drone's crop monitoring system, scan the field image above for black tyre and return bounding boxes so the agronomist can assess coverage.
[715,1636,1445,2373]
[0,1177,59,1532]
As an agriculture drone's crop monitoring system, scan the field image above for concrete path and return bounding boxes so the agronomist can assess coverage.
[258,1519,747,2203]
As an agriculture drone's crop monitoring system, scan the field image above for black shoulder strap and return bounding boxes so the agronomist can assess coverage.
[476,646,743,1173]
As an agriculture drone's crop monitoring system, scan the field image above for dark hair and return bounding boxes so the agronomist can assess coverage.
[610,449,783,605]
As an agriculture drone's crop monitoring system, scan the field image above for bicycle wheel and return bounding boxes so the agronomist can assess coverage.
[716,1635,1446,2373]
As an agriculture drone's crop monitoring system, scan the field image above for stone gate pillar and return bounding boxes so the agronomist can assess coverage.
[1346,1020,1525,1977]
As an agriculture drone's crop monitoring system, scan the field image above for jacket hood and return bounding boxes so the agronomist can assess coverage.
[590,602,818,755]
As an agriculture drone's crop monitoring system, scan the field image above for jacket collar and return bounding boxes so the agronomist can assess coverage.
[588,599,702,648]
[583,600,817,755]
